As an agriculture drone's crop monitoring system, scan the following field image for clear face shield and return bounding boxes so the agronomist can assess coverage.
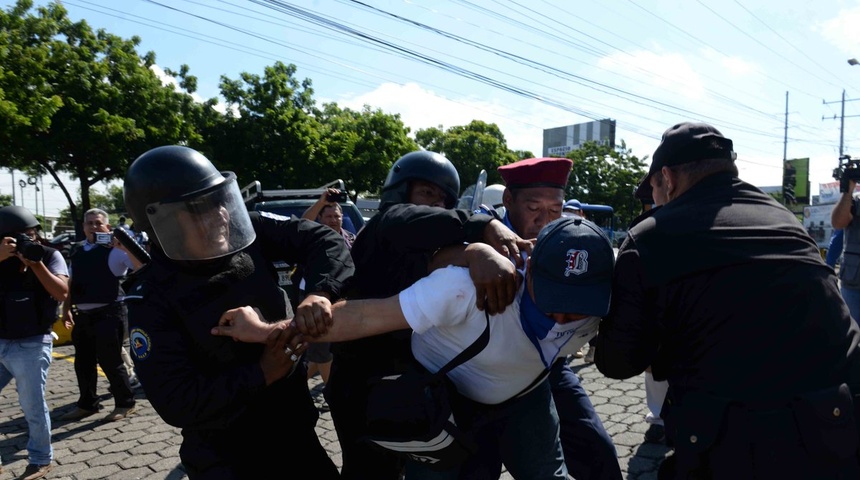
[145,172,256,261]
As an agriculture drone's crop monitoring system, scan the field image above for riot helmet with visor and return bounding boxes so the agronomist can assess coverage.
[124,146,256,261]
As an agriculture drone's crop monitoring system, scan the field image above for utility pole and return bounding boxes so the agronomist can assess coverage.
[842,89,846,156]
[783,91,788,162]
[783,92,797,206]
[823,89,860,156]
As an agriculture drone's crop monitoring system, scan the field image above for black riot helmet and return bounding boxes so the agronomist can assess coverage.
[380,150,461,209]
[0,205,40,237]
[123,145,256,261]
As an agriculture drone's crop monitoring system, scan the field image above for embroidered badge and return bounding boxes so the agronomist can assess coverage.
[565,248,589,276]
[130,328,152,361]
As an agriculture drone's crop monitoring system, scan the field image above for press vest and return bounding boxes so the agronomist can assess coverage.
[69,243,122,304]
[0,247,61,339]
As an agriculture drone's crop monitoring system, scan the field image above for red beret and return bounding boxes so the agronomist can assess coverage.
[498,157,572,189]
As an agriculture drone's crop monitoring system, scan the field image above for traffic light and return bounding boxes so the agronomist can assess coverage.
[783,161,797,204]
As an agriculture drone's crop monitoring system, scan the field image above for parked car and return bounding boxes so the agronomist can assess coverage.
[240,179,365,309]
[240,179,365,234]
[48,231,77,261]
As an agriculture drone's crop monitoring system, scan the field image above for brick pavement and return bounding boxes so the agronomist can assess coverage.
[0,344,669,479]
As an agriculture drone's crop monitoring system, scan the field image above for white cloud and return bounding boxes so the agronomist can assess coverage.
[333,82,548,154]
[719,55,759,77]
[816,6,860,55]
[598,50,706,100]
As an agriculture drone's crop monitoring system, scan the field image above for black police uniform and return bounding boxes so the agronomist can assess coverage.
[596,172,860,479]
[125,212,353,479]
[327,203,493,480]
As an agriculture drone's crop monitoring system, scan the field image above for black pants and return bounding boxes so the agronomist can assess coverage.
[71,304,135,410]
[326,359,405,480]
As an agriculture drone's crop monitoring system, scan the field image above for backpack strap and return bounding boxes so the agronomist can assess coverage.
[508,356,563,401]
[434,309,491,378]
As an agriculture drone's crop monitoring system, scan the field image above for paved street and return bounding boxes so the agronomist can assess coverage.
[0,344,670,479]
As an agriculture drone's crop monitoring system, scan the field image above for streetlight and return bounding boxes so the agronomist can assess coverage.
[18,179,26,208]
[27,176,38,218]
[850,58,859,66]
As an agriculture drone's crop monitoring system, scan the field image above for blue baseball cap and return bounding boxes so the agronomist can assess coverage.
[563,199,582,211]
[530,216,614,316]
[562,198,582,211]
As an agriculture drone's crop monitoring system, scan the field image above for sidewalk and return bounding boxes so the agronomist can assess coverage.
[0,345,669,479]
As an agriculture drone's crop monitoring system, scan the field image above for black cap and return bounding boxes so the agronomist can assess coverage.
[642,122,734,185]
[634,174,653,205]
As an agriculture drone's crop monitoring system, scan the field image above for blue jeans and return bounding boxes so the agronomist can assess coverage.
[842,285,860,328]
[551,360,623,480]
[0,336,54,466]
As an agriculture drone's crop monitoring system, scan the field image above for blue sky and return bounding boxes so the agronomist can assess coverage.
[6,0,860,218]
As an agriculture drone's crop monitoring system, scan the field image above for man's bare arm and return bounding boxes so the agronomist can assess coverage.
[832,182,856,230]
[213,297,409,343]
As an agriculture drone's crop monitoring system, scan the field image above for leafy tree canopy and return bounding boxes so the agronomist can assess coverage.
[415,120,519,195]
[2,0,651,230]
[317,103,417,197]
[211,61,321,189]
[566,140,648,229]
[0,0,210,235]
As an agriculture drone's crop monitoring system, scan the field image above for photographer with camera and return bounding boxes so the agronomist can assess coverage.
[60,208,144,423]
[832,162,860,325]
[303,188,356,248]
[298,188,356,412]
[0,206,68,479]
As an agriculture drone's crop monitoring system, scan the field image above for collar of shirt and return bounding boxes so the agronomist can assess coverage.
[502,211,515,234]
[519,280,564,367]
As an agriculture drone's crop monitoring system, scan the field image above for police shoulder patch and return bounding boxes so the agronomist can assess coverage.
[129,328,152,361]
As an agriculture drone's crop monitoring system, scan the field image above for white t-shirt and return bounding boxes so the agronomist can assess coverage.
[399,267,599,404]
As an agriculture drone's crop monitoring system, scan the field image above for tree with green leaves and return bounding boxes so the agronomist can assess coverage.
[211,62,321,189]
[0,0,213,237]
[54,185,120,232]
[415,120,520,193]
[566,140,648,229]
[317,103,417,197]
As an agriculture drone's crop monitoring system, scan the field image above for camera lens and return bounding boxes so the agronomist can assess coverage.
[14,233,44,261]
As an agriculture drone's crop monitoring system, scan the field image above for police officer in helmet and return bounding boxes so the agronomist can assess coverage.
[327,149,531,479]
[123,145,353,479]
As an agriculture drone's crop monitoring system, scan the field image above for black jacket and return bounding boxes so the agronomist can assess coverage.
[125,212,353,476]
[331,203,493,369]
[596,172,860,399]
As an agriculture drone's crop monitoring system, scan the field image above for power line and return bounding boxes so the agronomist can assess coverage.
[53,0,846,166]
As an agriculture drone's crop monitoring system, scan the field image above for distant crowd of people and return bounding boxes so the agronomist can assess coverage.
[2,120,860,480]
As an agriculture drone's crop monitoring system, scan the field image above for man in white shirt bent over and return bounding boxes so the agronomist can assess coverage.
[215,215,616,479]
